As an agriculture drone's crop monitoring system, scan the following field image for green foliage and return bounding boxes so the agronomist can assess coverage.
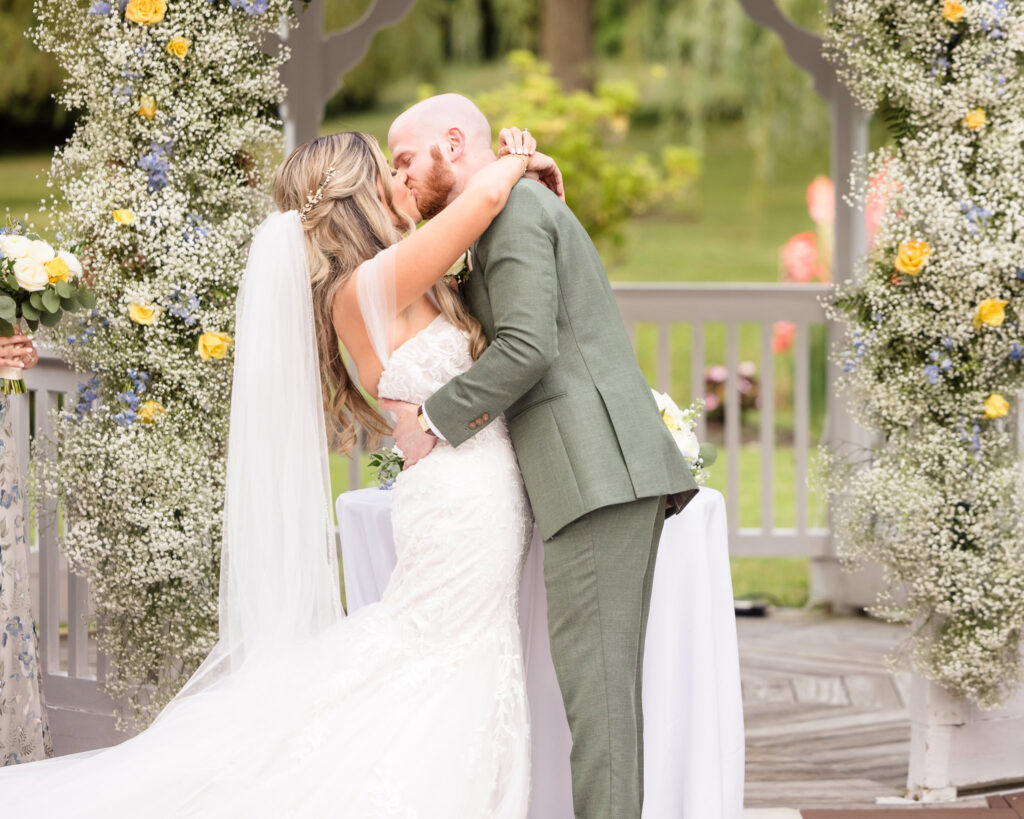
[0,0,68,140]
[473,50,700,249]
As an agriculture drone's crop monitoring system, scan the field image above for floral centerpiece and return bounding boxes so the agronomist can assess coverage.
[0,224,94,393]
[824,0,1024,709]
[32,0,295,725]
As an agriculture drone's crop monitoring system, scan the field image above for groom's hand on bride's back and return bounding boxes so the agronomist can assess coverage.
[379,399,436,468]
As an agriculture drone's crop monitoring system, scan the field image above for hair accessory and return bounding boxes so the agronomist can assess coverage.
[299,167,337,222]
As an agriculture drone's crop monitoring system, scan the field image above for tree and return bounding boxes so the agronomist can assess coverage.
[541,0,594,92]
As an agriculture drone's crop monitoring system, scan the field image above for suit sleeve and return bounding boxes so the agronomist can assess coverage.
[423,186,558,447]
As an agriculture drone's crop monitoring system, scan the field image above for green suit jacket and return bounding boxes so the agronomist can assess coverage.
[424,179,698,540]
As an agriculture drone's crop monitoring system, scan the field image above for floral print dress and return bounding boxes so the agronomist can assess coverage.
[0,395,51,764]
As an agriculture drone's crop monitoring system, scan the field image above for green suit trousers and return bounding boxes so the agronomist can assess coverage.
[542,495,667,819]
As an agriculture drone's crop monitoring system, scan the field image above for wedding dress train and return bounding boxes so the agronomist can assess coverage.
[0,212,533,817]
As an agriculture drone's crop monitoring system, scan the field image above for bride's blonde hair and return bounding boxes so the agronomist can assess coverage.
[272,131,486,454]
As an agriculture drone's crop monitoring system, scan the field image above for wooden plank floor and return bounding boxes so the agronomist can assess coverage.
[738,610,1024,813]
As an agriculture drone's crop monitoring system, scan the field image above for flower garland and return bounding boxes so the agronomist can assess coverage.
[33,0,292,725]
[823,0,1024,708]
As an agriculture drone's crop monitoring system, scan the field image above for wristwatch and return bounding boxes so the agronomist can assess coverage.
[416,405,436,437]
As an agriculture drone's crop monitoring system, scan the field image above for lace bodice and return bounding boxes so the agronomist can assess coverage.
[377,313,474,406]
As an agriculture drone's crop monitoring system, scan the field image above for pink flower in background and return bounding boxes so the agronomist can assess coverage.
[782,231,825,283]
[806,176,835,225]
[866,164,895,247]
[772,321,796,354]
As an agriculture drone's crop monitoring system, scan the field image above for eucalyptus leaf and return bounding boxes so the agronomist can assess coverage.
[29,292,43,310]
[0,296,16,321]
[60,296,80,312]
[25,318,38,333]
[0,318,14,337]
[42,290,60,313]
[55,280,72,299]
[77,290,96,309]
[20,303,39,321]
[39,308,62,327]
[699,441,718,468]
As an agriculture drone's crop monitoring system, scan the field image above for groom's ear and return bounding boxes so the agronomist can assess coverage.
[445,127,466,161]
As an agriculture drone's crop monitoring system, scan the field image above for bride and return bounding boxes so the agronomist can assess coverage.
[0,128,558,816]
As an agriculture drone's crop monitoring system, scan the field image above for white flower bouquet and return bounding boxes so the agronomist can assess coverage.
[652,389,717,484]
[0,224,95,393]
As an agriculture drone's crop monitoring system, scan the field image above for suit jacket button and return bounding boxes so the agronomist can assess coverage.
[482,413,490,422]
[468,421,477,429]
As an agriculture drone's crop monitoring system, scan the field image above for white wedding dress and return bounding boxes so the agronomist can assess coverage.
[0,212,533,817]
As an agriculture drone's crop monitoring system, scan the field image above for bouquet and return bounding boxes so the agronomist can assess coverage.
[369,446,405,490]
[0,224,95,394]
[652,389,717,485]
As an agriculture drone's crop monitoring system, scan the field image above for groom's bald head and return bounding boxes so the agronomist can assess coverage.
[388,94,495,215]
[389,94,492,156]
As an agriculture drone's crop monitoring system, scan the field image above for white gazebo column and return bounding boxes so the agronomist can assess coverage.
[279,0,415,152]
[735,0,875,612]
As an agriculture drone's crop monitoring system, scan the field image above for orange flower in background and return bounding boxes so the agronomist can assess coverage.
[806,176,834,225]
[866,165,896,247]
[772,321,796,354]
[782,232,826,283]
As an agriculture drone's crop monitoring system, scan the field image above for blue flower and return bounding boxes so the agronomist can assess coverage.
[960,201,993,236]
[1011,343,1023,362]
[111,84,134,105]
[117,391,140,410]
[167,288,201,325]
[942,336,955,350]
[113,410,137,427]
[5,617,23,637]
[138,143,171,192]
[379,478,396,490]
[924,364,941,385]
[229,0,269,13]
[88,0,111,13]
[182,214,208,244]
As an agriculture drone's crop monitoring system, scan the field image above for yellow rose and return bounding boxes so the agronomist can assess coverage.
[963,108,987,130]
[984,393,1009,420]
[138,95,157,120]
[942,0,965,22]
[894,239,932,275]
[128,302,159,325]
[973,298,1008,330]
[112,209,134,225]
[125,0,166,25]
[44,257,70,284]
[198,331,233,361]
[138,400,166,423]
[167,37,191,58]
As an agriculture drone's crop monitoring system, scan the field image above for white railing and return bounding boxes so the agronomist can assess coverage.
[22,282,836,753]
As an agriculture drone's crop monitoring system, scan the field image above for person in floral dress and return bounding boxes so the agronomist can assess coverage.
[0,332,50,765]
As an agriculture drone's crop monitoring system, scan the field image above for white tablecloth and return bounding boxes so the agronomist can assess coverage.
[337,487,744,819]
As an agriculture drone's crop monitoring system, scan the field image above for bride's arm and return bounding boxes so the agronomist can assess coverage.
[388,153,530,312]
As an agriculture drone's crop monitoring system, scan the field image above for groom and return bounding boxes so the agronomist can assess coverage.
[384,94,698,819]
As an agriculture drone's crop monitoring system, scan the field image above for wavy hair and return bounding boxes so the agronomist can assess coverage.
[272,131,486,454]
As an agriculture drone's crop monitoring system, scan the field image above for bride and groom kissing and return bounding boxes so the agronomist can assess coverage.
[0,94,698,817]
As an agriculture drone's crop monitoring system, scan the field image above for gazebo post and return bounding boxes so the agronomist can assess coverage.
[734,0,875,612]
[278,0,416,152]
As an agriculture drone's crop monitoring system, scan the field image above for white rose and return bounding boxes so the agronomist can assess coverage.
[26,240,55,265]
[58,250,83,279]
[13,258,50,292]
[0,234,30,259]
[672,427,701,461]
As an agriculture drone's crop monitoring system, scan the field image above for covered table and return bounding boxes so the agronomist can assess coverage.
[337,486,744,819]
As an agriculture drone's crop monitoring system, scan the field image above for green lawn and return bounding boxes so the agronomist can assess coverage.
[4,60,827,606]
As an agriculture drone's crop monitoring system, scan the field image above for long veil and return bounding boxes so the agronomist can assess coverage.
[176,208,343,699]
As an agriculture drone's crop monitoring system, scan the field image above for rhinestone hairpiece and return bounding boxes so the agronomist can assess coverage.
[299,167,337,222]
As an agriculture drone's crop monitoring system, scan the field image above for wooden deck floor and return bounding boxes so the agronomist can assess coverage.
[737,609,998,812]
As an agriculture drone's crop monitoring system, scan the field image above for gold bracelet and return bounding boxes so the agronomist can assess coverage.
[506,153,529,174]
